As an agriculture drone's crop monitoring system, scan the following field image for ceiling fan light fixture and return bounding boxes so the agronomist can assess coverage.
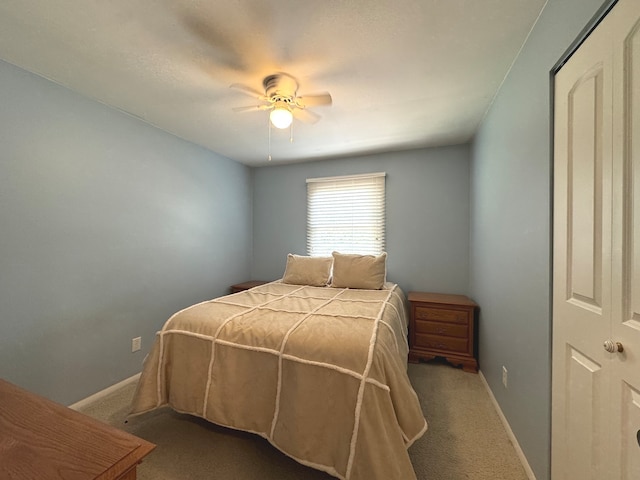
[270,102,293,129]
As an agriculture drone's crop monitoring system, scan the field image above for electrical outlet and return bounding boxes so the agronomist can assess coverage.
[132,337,142,352]
[502,366,508,388]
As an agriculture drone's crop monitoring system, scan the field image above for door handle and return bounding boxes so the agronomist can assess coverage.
[603,340,624,353]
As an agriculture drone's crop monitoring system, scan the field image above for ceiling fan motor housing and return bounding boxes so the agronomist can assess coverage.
[263,73,298,100]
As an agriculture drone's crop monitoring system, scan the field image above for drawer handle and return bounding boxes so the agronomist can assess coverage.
[435,327,447,334]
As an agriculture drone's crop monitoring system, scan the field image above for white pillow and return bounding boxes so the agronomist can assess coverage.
[330,252,387,290]
[281,254,333,286]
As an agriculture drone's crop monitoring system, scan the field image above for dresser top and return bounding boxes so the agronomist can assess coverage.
[0,379,155,479]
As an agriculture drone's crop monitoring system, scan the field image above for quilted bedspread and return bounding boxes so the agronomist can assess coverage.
[129,281,427,480]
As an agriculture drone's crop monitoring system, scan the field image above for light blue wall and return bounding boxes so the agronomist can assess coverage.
[0,59,252,405]
[252,145,471,296]
[469,0,609,478]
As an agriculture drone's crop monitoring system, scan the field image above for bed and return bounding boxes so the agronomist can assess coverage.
[129,253,428,480]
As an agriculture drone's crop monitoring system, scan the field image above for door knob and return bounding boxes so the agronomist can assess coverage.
[603,340,624,353]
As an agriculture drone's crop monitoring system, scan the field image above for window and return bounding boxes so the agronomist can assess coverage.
[306,172,386,256]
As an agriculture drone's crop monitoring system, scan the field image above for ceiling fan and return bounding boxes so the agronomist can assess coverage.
[230,72,332,129]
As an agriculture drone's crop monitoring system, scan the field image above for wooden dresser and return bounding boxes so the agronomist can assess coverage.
[0,379,155,479]
[407,292,479,373]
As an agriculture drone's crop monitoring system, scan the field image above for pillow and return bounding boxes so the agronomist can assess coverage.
[330,252,387,290]
[281,254,333,286]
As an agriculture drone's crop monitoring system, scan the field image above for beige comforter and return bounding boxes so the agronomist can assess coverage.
[130,281,427,479]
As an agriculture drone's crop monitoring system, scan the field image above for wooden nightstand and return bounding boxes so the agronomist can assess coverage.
[407,292,479,373]
[229,280,270,293]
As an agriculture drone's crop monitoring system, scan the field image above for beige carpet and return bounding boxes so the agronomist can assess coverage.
[78,362,529,480]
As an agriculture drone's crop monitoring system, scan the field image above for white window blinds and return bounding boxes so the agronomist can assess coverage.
[306,172,386,256]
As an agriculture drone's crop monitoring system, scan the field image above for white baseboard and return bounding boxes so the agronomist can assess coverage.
[69,373,140,411]
[478,370,537,480]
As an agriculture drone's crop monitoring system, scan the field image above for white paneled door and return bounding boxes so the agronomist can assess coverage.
[552,0,640,478]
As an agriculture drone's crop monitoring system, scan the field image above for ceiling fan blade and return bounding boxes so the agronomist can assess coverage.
[296,92,332,108]
[232,104,272,113]
[230,83,268,101]
[292,108,321,124]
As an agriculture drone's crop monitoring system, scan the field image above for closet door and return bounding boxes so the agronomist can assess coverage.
[553,0,640,478]
[552,14,614,478]
[610,1,640,477]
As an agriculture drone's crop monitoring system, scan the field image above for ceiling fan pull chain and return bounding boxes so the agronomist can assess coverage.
[268,119,272,161]
[290,122,294,143]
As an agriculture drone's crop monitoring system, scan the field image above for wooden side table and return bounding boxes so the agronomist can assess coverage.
[407,292,479,373]
[229,280,270,293]
[0,379,155,479]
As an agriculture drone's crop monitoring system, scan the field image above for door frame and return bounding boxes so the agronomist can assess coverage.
[548,0,618,477]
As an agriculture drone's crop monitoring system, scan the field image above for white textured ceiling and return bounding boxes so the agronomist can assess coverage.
[0,0,546,166]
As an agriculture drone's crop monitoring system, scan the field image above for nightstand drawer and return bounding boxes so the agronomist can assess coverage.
[414,320,467,338]
[415,306,468,324]
[416,334,468,353]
